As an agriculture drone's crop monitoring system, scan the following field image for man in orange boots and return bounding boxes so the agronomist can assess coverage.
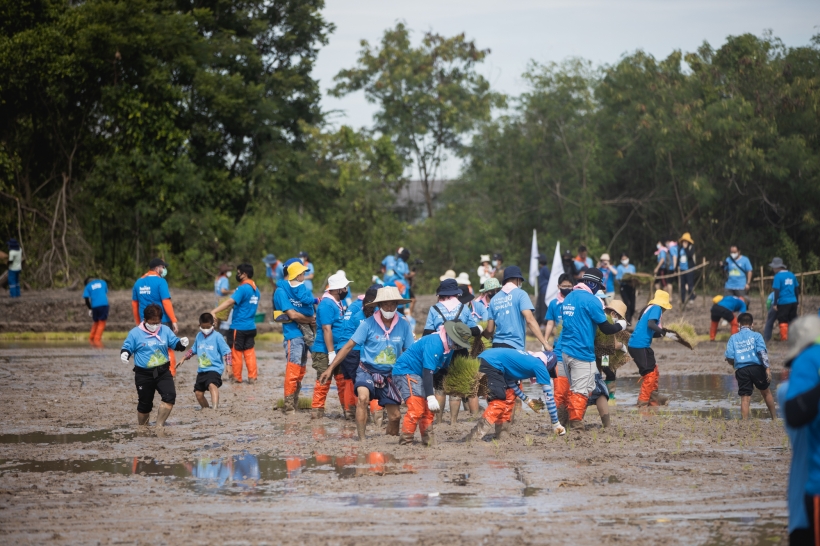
[310,271,354,419]
[132,258,180,375]
[628,290,677,407]
[83,276,109,347]
[710,295,746,341]
[770,257,799,342]
[543,273,574,426]
[211,264,260,383]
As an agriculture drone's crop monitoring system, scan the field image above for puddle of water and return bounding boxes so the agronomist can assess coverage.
[0,428,136,444]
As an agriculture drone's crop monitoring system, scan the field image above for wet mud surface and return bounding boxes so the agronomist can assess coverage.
[0,337,792,545]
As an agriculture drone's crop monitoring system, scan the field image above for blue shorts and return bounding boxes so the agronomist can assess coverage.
[354,366,400,406]
[283,337,308,366]
[340,350,360,380]
[394,373,424,401]
[587,373,610,405]
[91,305,109,322]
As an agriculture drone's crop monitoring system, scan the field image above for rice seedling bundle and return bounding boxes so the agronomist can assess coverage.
[594,315,632,372]
[470,321,491,357]
[664,320,698,350]
[274,397,313,410]
[621,272,654,287]
[444,355,482,397]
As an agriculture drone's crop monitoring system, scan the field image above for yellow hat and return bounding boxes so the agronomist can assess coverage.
[647,289,672,310]
[680,232,694,245]
[286,261,309,280]
[712,295,724,305]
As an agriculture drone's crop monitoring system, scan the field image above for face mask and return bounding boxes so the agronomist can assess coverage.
[226,272,232,278]
[289,280,304,287]
[730,252,739,259]
[560,287,572,296]
[492,260,498,267]
[656,244,662,250]
[160,267,168,278]
[144,322,159,333]
[621,259,629,266]
[339,289,349,299]
[200,327,214,335]
[380,310,396,320]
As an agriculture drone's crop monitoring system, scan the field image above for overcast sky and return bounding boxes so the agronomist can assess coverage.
[313,0,820,177]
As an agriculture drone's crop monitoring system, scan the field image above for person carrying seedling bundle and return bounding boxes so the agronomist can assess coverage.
[310,272,354,419]
[463,348,566,441]
[83,276,109,346]
[393,320,473,445]
[320,286,414,441]
[710,295,746,341]
[597,300,630,406]
[210,264,260,384]
[724,313,776,419]
[560,269,628,430]
[120,303,189,426]
[544,273,573,425]
[769,257,799,342]
[628,290,677,407]
[177,313,231,410]
[132,258,180,376]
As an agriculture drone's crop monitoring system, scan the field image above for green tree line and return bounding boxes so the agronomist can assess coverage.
[2,2,819,292]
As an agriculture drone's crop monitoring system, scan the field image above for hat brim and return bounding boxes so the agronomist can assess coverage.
[365,298,412,307]
[327,281,352,290]
[443,322,472,349]
[768,262,785,269]
[503,274,524,282]
[286,264,309,280]
[648,299,672,310]
[437,290,461,297]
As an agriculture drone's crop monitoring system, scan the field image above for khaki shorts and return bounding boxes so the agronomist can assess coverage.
[312,351,329,375]
[562,354,597,396]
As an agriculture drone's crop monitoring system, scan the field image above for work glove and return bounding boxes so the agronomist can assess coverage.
[120,351,130,363]
[328,351,337,365]
[88,309,93,317]
[619,343,629,354]
[553,423,567,436]
[426,395,440,412]
[477,324,484,334]
[615,319,627,330]
[664,332,678,340]
[179,337,189,348]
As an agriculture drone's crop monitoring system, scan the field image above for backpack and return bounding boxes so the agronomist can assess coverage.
[663,250,674,270]
[431,303,465,325]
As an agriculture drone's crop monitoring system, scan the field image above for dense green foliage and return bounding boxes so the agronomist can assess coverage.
[2,4,819,293]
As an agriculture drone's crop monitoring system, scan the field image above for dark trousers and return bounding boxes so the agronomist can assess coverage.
[619,283,636,323]
[679,271,695,303]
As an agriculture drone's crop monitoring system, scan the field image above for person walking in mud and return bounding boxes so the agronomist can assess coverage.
[83,276,109,346]
[132,258,180,376]
[121,303,188,426]
[320,286,414,441]
[210,264,260,384]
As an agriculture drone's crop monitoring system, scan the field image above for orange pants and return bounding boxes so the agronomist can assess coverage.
[731,317,739,335]
[780,323,789,341]
[369,399,383,414]
[482,388,516,425]
[553,376,570,410]
[311,374,348,409]
[169,351,177,377]
[89,320,106,342]
[402,396,434,435]
[638,367,659,404]
[344,378,357,410]
[284,362,307,397]
[568,392,589,421]
[231,347,258,382]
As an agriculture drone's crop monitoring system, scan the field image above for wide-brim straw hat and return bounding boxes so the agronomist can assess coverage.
[366,286,411,307]
[439,269,457,282]
[455,272,471,285]
[327,271,353,291]
[480,278,501,293]
[605,300,628,321]
[785,315,820,364]
[443,320,472,349]
[600,253,611,262]
[680,232,694,245]
[648,289,672,310]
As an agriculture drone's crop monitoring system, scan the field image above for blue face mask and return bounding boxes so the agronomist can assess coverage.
[160,267,168,278]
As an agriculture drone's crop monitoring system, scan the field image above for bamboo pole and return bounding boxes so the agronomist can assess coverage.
[759,266,766,317]
[800,272,805,316]
[752,268,820,282]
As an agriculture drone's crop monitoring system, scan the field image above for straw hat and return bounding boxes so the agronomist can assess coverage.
[600,253,611,262]
[366,286,411,307]
[680,232,694,245]
[647,289,672,310]
[605,300,628,321]
[785,315,820,364]
[480,254,491,264]
[443,321,472,349]
[455,272,471,285]
[480,278,501,293]
[327,271,353,291]
[439,269,457,282]
[712,295,724,305]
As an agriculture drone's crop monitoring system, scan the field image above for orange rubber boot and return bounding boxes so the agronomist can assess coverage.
[311,380,331,409]
[284,362,304,397]
[89,322,99,342]
[553,376,569,410]
[483,399,508,425]
[168,351,177,377]
[95,320,106,342]
[243,348,258,380]
[638,368,659,405]
[730,317,739,335]
[334,374,348,411]
[568,392,589,421]
[403,396,424,435]
[344,379,357,411]
[232,347,244,382]
[779,323,789,342]
[370,400,383,414]
[709,321,719,341]
[501,388,516,423]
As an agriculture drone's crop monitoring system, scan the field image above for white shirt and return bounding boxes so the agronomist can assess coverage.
[8,249,22,271]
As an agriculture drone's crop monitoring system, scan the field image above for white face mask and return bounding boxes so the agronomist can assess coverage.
[730,252,739,259]
[289,280,304,287]
[492,260,498,267]
[226,271,232,278]
[621,259,629,265]
[380,310,396,320]
[656,244,662,250]
[144,322,159,333]
[200,327,214,335]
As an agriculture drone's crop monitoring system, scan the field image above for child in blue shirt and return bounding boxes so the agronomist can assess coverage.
[724,313,776,419]
[179,313,231,410]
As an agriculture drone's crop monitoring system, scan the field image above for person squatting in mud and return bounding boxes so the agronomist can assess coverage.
[120,303,189,426]
[320,286,414,441]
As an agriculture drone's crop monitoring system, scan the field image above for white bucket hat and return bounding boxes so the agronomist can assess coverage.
[455,272,471,285]
[479,254,491,264]
[327,271,353,291]
[785,315,820,364]
[439,269,457,282]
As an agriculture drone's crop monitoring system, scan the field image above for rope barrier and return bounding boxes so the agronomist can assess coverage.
[653,260,711,280]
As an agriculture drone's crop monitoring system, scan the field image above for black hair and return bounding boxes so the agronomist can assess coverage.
[399,248,410,261]
[199,312,214,324]
[363,284,382,318]
[144,303,163,321]
[84,277,92,285]
[558,273,573,285]
[578,245,587,253]
[738,312,754,326]
[237,263,253,279]
[621,253,629,259]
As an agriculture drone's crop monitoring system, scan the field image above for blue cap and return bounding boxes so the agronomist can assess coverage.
[502,265,524,282]
[262,254,277,264]
[436,278,462,297]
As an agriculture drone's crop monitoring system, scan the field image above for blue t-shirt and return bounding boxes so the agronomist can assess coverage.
[392,334,451,377]
[778,380,810,532]
[424,301,478,332]
[274,283,315,341]
[724,327,767,369]
[313,297,346,353]
[725,255,753,290]
[395,258,410,280]
[488,287,535,350]
[785,344,820,496]
[773,270,799,305]
[675,246,690,271]
[628,304,663,349]
[214,276,229,298]
[230,282,260,331]
[480,348,552,385]
[350,315,414,374]
[122,325,180,369]
[560,290,607,361]
[341,299,365,350]
[545,298,564,361]
[717,296,747,313]
[303,262,315,293]
[473,298,489,322]
[381,255,397,271]
[656,249,669,268]
[616,264,636,280]
[573,257,593,274]
[83,279,108,308]
[601,267,615,293]
[189,331,231,375]
[132,273,172,322]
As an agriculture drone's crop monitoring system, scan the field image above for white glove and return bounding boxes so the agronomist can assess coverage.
[553,423,566,436]
[88,309,93,317]
[665,332,678,339]
[120,352,130,363]
[477,324,484,334]
[328,351,337,364]
[180,337,189,347]
[615,319,627,330]
[620,343,629,354]
[426,395,441,412]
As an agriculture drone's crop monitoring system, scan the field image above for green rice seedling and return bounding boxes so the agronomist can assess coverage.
[525,435,534,446]
[275,397,312,410]
[663,320,698,350]
[443,355,481,397]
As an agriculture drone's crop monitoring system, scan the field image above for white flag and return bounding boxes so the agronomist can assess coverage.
[528,229,540,291]
[544,242,564,306]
